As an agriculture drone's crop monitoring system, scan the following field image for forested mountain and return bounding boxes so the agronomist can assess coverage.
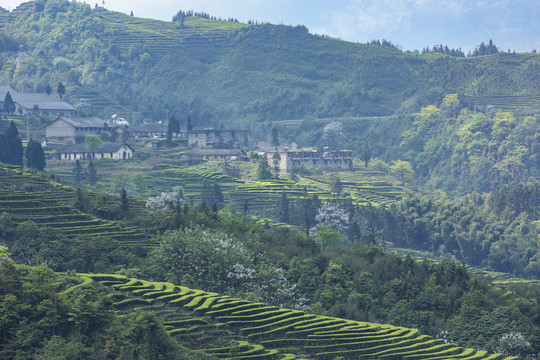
[0,0,539,127]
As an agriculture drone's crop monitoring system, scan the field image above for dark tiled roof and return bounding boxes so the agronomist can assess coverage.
[0,86,75,110]
[187,149,247,156]
[54,117,108,128]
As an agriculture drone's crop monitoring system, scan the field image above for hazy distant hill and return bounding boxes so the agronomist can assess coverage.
[0,0,539,128]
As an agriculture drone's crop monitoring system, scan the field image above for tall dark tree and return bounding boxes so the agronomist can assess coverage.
[361,143,371,167]
[167,114,180,143]
[45,84,52,96]
[0,121,23,165]
[86,160,98,185]
[73,159,84,185]
[24,139,46,171]
[277,192,290,223]
[272,150,281,178]
[3,91,15,114]
[186,114,193,132]
[57,82,65,99]
[270,126,279,146]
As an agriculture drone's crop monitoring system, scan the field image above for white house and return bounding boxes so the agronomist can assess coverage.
[50,143,134,161]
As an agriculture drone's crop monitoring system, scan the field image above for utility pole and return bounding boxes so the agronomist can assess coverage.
[26,114,30,141]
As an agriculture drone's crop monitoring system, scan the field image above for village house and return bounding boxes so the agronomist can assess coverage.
[45,117,123,143]
[49,143,134,161]
[187,129,255,148]
[0,86,76,116]
[128,124,168,139]
[182,148,249,162]
[271,147,353,173]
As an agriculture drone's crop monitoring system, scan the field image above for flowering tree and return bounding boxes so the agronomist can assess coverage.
[323,121,346,150]
[311,203,350,235]
[145,192,182,212]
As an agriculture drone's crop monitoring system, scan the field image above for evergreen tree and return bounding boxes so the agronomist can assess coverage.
[86,161,98,185]
[277,192,290,223]
[120,188,128,218]
[252,155,272,180]
[361,144,371,167]
[45,84,52,96]
[57,82,65,99]
[25,139,46,171]
[0,121,23,165]
[167,114,180,143]
[186,114,193,132]
[272,150,281,178]
[3,91,15,114]
[73,159,84,185]
[270,126,279,146]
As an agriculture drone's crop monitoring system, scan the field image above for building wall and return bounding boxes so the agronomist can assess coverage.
[55,147,133,161]
[45,120,76,139]
[277,150,353,173]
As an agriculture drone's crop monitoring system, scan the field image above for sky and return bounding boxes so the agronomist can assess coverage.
[2,0,539,53]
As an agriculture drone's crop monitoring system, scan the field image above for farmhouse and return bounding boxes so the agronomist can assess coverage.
[50,143,134,161]
[0,86,75,116]
[45,117,121,143]
[182,148,249,162]
[187,129,255,148]
[128,124,167,139]
[272,147,353,173]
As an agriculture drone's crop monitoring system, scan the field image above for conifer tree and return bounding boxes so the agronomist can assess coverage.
[277,192,290,223]
[73,159,84,185]
[57,82,65,99]
[25,139,46,171]
[270,126,279,146]
[0,121,23,165]
[3,91,15,114]
[87,161,98,185]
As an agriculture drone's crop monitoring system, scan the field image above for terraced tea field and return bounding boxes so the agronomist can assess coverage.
[75,273,517,360]
[0,164,152,247]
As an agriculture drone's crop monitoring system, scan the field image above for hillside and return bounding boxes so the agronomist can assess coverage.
[0,1,538,128]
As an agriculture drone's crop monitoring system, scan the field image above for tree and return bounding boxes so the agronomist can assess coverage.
[57,82,65,99]
[277,192,290,223]
[84,134,103,158]
[252,155,272,180]
[0,121,23,166]
[186,114,193,132]
[272,150,281,178]
[167,114,180,144]
[390,160,415,185]
[270,126,279,146]
[45,84,52,96]
[293,187,321,238]
[361,144,371,167]
[323,121,346,150]
[329,175,343,194]
[441,94,460,118]
[3,91,15,114]
[86,161,97,185]
[73,159,84,185]
[25,139,46,171]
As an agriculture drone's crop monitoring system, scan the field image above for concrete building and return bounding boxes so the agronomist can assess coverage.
[272,147,353,173]
[187,129,255,148]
